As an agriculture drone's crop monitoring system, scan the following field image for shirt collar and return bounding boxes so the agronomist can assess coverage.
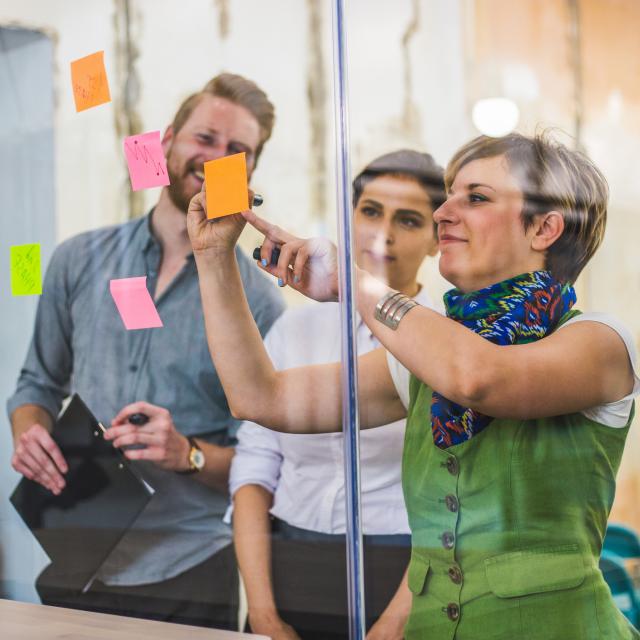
[138,208,195,263]
[137,208,158,254]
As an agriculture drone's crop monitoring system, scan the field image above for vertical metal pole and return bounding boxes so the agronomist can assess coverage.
[331,1,366,639]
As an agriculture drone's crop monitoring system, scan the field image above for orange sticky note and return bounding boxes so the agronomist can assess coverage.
[204,153,249,219]
[71,51,111,112]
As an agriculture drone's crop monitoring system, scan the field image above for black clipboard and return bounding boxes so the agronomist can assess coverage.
[10,394,154,594]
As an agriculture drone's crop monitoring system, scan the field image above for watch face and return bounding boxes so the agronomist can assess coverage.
[190,447,205,471]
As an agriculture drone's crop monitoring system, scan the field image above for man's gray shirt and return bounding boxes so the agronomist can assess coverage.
[7,213,285,586]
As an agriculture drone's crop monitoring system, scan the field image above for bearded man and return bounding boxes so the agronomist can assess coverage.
[8,73,285,629]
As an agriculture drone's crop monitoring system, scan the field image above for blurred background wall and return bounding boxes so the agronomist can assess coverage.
[1,0,638,599]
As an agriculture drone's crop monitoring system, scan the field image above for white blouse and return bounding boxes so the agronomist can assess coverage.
[386,311,640,428]
[229,287,435,535]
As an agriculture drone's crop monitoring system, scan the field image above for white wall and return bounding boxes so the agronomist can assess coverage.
[0,24,55,601]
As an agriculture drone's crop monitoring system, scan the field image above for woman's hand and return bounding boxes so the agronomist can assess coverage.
[243,208,339,302]
[186,184,248,256]
[365,613,406,640]
[248,610,302,640]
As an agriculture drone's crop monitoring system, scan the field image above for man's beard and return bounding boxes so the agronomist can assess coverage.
[166,154,200,214]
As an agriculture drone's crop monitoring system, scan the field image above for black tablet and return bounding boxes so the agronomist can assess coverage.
[10,394,154,594]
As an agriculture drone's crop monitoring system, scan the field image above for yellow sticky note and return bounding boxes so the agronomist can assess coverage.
[204,153,250,219]
[11,244,42,296]
[70,51,111,112]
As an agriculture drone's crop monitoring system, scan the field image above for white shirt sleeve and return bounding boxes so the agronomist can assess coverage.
[558,312,640,428]
[228,420,283,497]
[226,316,288,507]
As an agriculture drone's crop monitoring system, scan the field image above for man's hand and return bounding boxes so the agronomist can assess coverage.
[11,424,68,495]
[105,401,190,472]
[248,610,302,640]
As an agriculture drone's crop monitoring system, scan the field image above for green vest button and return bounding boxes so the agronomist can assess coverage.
[444,603,460,621]
[445,494,459,512]
[441,531,455,549]
[448,565,463,584]
[444,456,459,475]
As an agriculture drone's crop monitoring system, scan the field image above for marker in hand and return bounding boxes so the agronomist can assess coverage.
[128,413,149,426]
[252,246,280,266]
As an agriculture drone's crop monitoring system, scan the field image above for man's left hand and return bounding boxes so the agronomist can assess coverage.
[106,401,190,472]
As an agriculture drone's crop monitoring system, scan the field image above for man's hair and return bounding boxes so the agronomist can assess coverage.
[444,132,609,283]
[170,73,275,166]
[352,150,445,219]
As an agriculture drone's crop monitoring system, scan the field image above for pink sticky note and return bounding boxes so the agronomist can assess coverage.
[123,131,171,191]
[110,277,163,330]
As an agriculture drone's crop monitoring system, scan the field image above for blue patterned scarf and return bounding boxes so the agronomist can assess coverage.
[430,271,576,449]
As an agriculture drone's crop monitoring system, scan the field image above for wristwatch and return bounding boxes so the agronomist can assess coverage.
[177,437,205,475]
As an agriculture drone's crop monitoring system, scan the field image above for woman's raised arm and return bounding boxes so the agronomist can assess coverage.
[187,189,405,433]
[353,269,634,420]
[244,209,633,421]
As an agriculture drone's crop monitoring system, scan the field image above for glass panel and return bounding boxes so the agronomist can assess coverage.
[350,0,640,637]
[0,1,350,637]
[333,4,365,640]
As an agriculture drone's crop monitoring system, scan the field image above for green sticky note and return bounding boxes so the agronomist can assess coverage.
[11,244,42,296]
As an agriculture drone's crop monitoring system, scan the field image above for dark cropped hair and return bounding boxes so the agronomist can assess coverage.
[445,132,608,283]
[352,150,445,215]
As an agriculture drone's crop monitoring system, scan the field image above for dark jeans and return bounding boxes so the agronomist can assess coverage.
[248,518,411,640]
[36,544,238,630]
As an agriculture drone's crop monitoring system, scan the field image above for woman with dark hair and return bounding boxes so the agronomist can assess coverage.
[188,132,640,639]
[231,150,442,640]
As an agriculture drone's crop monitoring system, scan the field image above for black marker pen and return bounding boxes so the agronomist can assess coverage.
[252,246,280,266]
[128,413,149,426]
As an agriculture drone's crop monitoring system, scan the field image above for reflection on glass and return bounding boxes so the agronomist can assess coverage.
[471,97,519,137]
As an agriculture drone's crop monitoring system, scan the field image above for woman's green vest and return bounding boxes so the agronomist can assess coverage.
[402,315,638,639]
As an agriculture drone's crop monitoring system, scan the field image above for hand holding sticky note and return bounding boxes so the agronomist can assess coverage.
[124,131,171,191]
[204,152,249,219]
[110,277,163,330]
[71,51,111,112]
[11,244,42,296]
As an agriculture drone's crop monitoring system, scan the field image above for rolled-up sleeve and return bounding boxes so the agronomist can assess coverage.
[229,420,283,496]
[6,241,74,421]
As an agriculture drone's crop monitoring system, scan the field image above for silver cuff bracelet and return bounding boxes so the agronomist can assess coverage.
[374,290,419,330]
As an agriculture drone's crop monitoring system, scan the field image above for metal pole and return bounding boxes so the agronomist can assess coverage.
[331,1,365,639]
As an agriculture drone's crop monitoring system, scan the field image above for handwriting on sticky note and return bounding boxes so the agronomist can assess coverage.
[204,153,249,219]
[124,131,171,191]
[11,244,42,296]
[71,51,111,112]
[110,277,163,331]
